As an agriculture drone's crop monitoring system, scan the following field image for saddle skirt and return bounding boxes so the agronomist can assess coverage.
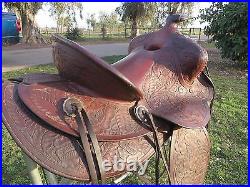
[17,73,150,139]
[3,81,162,181]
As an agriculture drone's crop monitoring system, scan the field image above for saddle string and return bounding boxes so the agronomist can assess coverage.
[204,66,215,129]
[72,104,106,184]
[77,108,106,183]
[143,134,164,184]
[204,66,215,111]
[140,110,172,184]
[41,168,49,184]
[159,133,172,180]
[75,108,99,184]
[205,66,210,77]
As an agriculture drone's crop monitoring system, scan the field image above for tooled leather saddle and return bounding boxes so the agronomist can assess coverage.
[2,14,214,184]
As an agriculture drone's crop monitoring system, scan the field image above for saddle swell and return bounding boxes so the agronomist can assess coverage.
[128,20,208,88]
[114,28,213,128]
[128,14,185,53]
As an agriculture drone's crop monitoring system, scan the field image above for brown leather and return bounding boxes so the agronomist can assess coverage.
[128,14,208,86]
[52,22,213,128]
[75,105,106,183]
[114,50,213,128]
[17,73,150,139]
[53,35,142,102]
[2,14,214,184]
[3,81,164,181]
[169,127,211,184]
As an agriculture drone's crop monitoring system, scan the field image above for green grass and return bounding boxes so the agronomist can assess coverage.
[2,64,58,80]
[199,41,216,49]
[205,75,248,184]
[102,55,126,64]
[80,33,126,39]
[76,36,128,42]
[2,53,248,184]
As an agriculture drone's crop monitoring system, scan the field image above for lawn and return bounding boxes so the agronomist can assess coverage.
[2,47,248,184]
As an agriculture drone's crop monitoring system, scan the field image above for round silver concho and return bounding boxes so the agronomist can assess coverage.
[133,105,149,123]
[63,97,83,117]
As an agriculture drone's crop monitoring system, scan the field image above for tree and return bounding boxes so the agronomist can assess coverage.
[86,14,97,31]
[48,2,83,33]
[4,2,45,44]
[86,14,92,32]
[200,3,248,66]
[58,16,71,33]
[90,14,97,31]
[98,12,109,39]
[48,3,66,33]
[155,2,194,27]
[116,2,156,38]
[97,11,120,39]
[107,12,119,34]
[99,12,119,33]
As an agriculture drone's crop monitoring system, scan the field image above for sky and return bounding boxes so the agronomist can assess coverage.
[36,2,122,28]
[35,2,211,28]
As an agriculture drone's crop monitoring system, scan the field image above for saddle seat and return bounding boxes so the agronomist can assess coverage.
[50,24,214,129]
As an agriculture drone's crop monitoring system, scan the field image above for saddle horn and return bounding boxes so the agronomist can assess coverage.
[166,14,188,24]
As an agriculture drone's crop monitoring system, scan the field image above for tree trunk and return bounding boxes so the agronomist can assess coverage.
[21,12,47,44]
[56,19,59,33]
[61,16,65,33]
[101,24,107,39]
[171,3,180,14]
[131,18,139,38]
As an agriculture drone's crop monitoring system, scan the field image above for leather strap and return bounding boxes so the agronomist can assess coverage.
[77,109,106,183]
[142,111,172,184]
[64,98,105,184]
[66,98,171,184]
[75,109,99,183]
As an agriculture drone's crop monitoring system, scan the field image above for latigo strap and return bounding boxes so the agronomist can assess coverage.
[63,98,105,184]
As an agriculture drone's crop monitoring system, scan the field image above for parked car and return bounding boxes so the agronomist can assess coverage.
[2,12,22,45]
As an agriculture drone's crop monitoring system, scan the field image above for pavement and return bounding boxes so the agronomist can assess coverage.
[2,36,208,72]
[2,43,129,72]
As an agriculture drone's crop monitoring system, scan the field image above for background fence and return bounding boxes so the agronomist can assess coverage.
[40,27,209,41]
